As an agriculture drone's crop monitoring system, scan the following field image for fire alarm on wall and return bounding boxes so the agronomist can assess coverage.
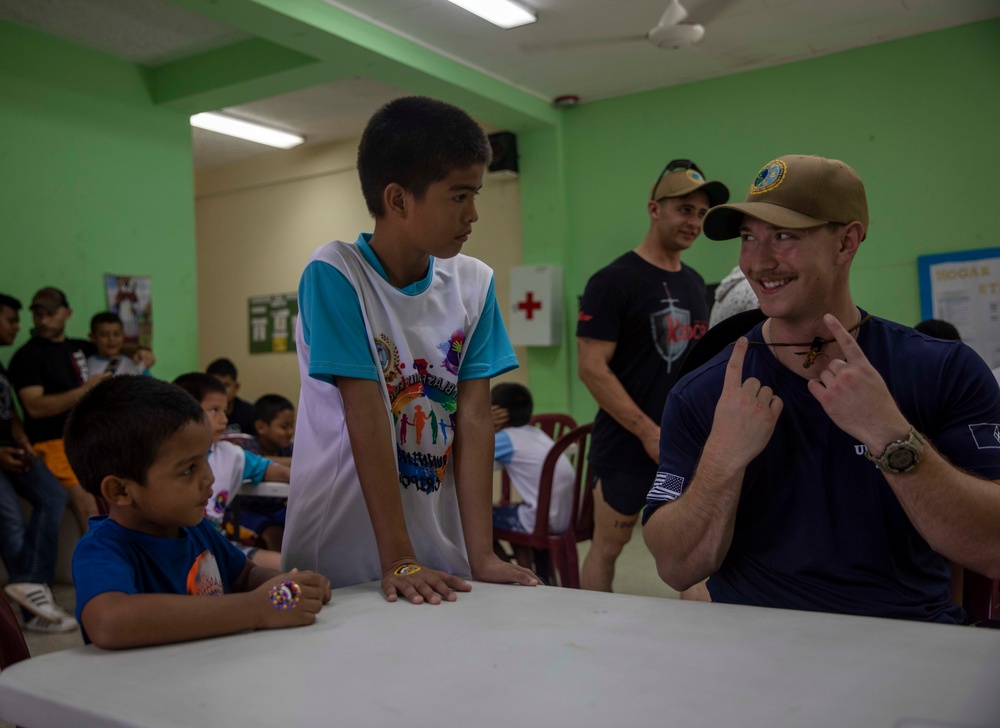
[553,95,580,107]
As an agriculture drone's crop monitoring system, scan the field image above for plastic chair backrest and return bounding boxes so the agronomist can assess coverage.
[493,423,595,587]
[499,413,578,505]
[960,566,999,625]
[0,592,30,670]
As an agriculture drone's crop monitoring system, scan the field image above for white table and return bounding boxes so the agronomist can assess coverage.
[237,481,289,499]
[1,583,998,728]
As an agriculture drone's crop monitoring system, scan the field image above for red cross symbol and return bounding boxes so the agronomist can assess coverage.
[517,291,542,320]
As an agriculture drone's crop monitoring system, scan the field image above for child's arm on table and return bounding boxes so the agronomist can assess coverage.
[263,462,290,482]
[81,565,331,650]
[454,378,538,586]
[339,376,472,605]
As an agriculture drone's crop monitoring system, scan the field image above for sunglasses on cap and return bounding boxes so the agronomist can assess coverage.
[651,159,707,200]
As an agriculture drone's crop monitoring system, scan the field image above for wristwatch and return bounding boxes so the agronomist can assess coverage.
[865,428,924,474]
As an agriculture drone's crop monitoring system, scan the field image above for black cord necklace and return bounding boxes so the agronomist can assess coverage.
[761,310,871,369]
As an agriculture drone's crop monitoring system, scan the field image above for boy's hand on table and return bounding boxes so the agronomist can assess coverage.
[472,556,540,586]
[381,562,471,605]
[255,569,331,628]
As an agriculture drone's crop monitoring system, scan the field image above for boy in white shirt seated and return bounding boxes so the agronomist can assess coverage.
[173,374,290,570]
[86,312,149,377]
[491,383,575,535]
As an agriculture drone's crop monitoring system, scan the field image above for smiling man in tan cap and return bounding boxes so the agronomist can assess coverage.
[577,159,728,592]
[643,155,1000,622]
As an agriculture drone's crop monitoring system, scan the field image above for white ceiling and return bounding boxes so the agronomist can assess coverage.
[1,0,997,169]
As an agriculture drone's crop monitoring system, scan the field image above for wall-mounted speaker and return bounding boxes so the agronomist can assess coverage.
[488,132,518,175]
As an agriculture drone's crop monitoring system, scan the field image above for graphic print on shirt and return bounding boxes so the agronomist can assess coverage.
[0,372,12,422]
[186,550,224,596]
[377,331,460,494]
[649,283,706,371]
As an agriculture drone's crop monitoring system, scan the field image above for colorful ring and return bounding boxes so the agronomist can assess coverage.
[393,563,422,576]
[268,580,301,611]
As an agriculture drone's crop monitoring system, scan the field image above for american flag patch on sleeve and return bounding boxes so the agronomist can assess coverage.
[968,423,1000,450]
[647,471,686,504]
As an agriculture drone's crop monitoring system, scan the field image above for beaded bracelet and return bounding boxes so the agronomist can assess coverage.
[393,563,422,576]
[268,580,301,611]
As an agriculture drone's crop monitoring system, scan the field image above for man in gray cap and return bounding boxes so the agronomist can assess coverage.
[577,159,728,592]
[643,155,1000,622]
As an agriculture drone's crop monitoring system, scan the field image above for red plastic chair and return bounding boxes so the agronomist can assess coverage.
[0,591,30,670]
[499,413,578,505]
[494,423,595,588]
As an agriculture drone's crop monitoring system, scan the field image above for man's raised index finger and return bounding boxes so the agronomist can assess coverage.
[724,337,749,389]
[823,313,865,360]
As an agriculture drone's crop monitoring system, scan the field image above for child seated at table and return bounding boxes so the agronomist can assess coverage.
[230,394,296,552]
[86,312,149,377]
[64,376,330,649]
[491,383,575,537]
[173,373,290,570]
[253,394,295,465]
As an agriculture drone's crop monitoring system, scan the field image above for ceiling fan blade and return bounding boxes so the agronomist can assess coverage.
[686,0,740,25]
[520,34,648,54]
[657,0,689,27]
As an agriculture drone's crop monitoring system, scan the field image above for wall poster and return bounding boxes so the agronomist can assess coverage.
[104,274,152,348]
[918,247,1000,368]
[249,292,298,354]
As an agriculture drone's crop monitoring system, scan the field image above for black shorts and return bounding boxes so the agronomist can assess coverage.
[591,460,659,517]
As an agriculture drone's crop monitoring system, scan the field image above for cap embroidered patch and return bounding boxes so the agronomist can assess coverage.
[685,169,705,183]
[968,423,1000,449]
[750,159,787,195]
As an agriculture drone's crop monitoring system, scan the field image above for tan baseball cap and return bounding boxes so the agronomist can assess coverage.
[651,159,729,208]
[702,155,868,240]
[29,287,70,314]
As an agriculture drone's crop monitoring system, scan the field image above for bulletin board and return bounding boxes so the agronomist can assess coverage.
[248,292,298,354]
[918,247,1000,368]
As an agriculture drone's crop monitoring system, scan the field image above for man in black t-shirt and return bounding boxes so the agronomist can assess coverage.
[8,288,109,534]
[577,160,728,592]
[0,293,76,632]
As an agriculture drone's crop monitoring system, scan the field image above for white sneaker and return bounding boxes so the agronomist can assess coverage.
[24,614,78,634]
[3,582,65,622]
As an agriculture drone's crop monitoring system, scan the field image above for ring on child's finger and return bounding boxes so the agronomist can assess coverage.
[268,580,301,611]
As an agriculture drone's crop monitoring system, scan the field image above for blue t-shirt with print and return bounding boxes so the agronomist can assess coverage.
[73,516,247,642]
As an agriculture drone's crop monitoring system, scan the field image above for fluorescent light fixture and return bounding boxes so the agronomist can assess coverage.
[190,112,305,149]
[445,0,536,29]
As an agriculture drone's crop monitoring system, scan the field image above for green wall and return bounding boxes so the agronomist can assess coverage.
[0,21,198,378]
[524,19,1000,422]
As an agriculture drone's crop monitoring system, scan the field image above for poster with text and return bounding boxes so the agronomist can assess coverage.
[104,275,152,348]
[249,292,298,354]
[918,247,1000,368]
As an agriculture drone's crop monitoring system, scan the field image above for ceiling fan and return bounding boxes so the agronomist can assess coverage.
[523,0,734,53]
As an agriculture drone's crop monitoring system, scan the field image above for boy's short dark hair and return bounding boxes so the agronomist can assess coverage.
[205,358,238,379]
[491,382,533,428]
[0,293,22,313]
[90,311,123,333]
[64,377,206,497]
[173,372,227,403]
[357,96,492,218]
[254,394,294,425]
[914,319,961,341]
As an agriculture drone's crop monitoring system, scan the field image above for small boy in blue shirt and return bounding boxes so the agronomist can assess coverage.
[65,376,330,649]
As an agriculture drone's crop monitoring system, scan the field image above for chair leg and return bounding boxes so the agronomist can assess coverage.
[532,549,555,585]
[550,544,569,588]
[563,541,581,589]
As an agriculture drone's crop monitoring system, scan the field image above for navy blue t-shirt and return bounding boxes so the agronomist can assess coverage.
[644,313,1000,623]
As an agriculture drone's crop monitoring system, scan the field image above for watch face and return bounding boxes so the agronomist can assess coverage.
[887,447,916,471]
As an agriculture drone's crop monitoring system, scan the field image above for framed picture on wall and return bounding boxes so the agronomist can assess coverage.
[104,274,152,348]
[249,292,298,354]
